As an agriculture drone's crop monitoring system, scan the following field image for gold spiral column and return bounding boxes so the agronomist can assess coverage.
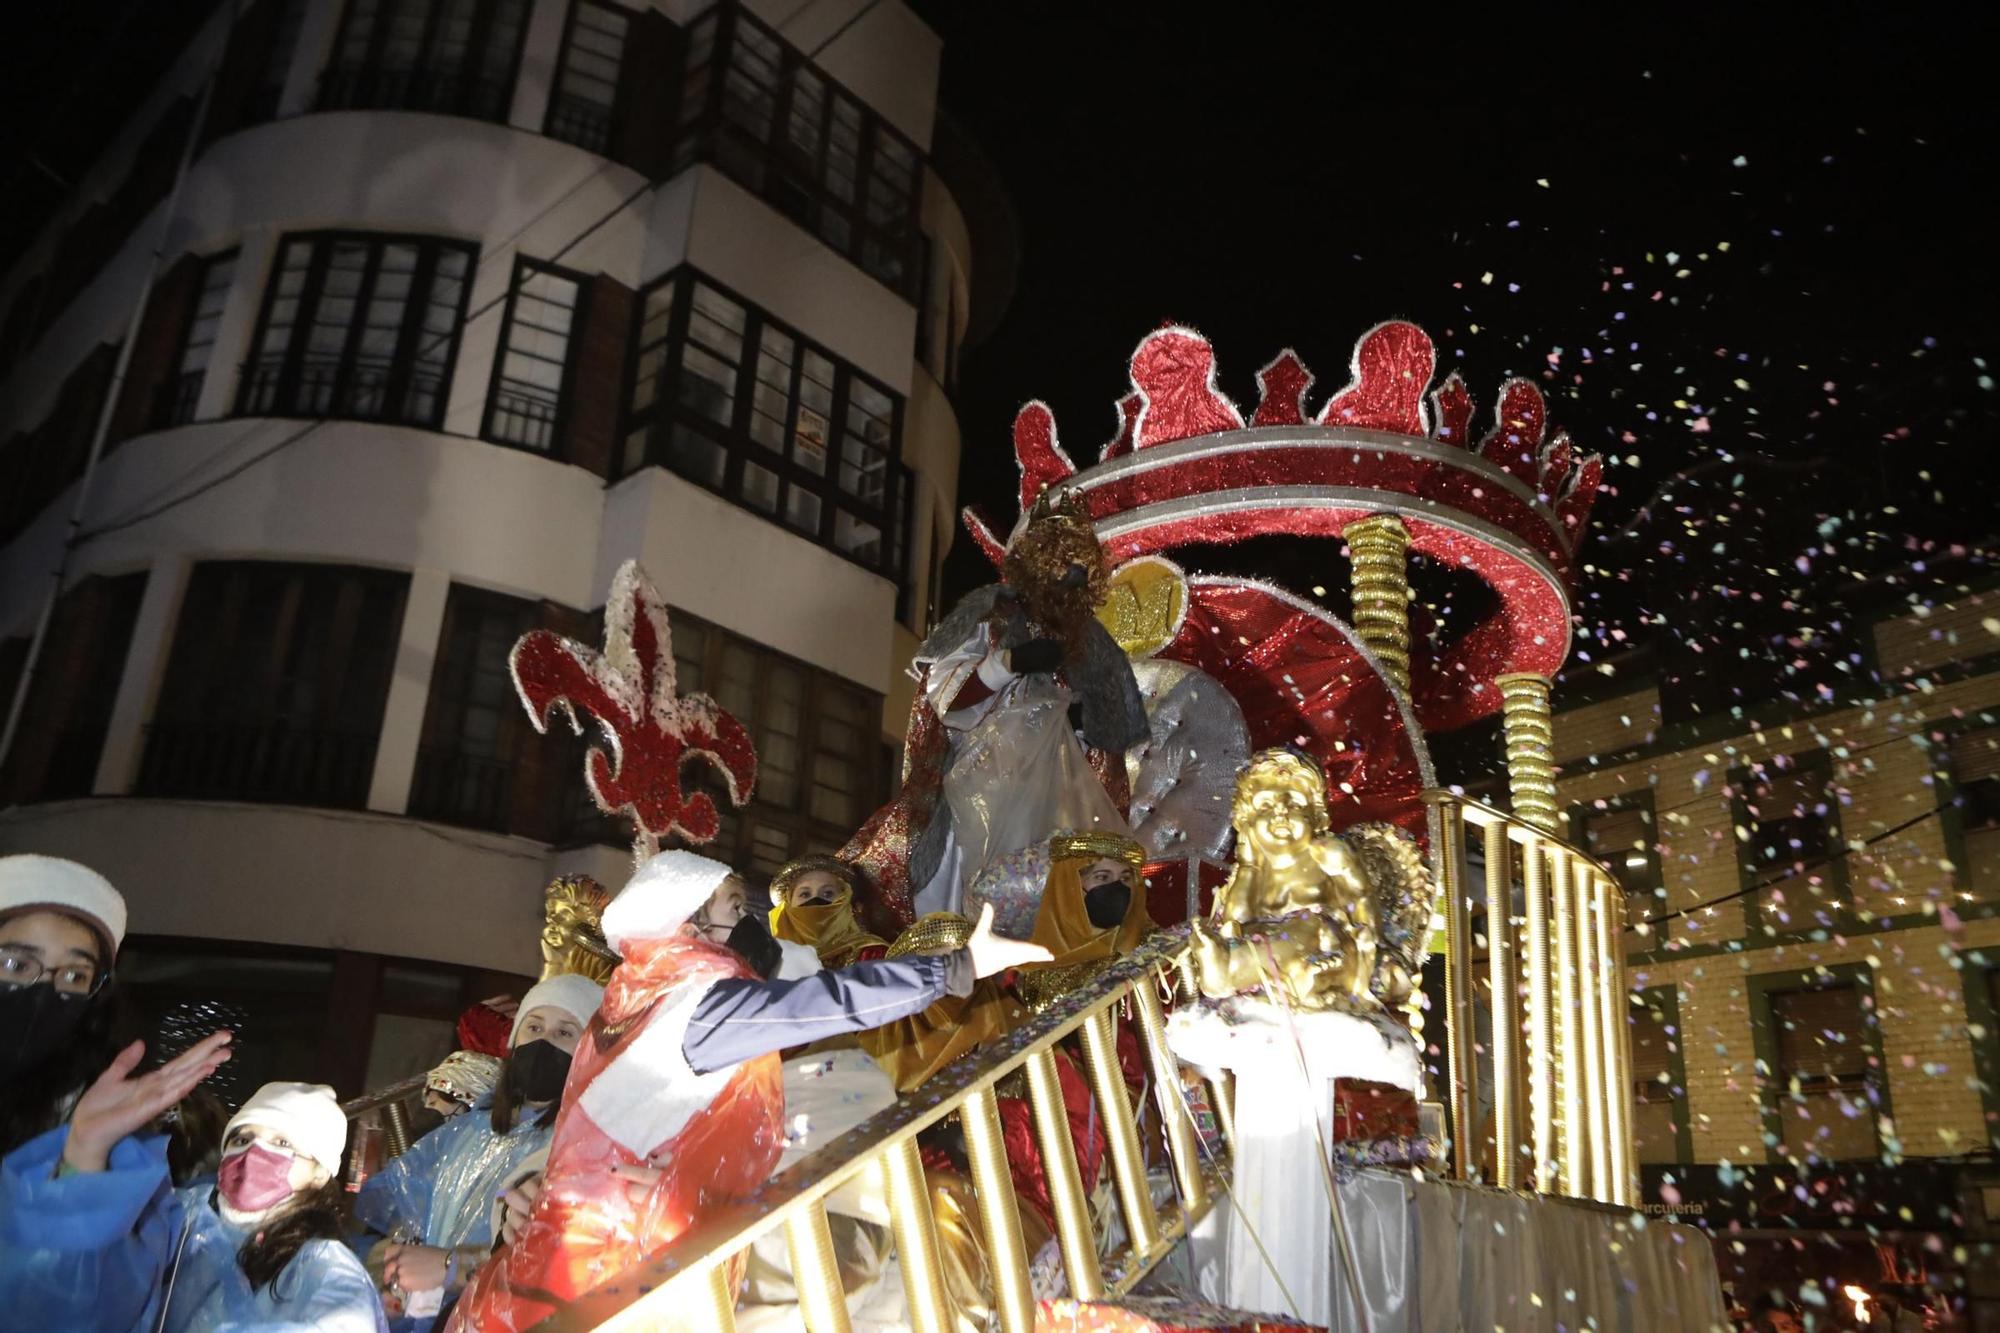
[1551,850,1585,1196]
[1483,819,1518,1189]
[1344,514,1412,695]
[1522,837,1556,1193]
[959,1087,1034,1333]
[1496,672,1560,833]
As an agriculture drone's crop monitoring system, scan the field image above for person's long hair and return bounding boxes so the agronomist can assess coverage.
[0,978,129,1156]
[489,1050,559,1135]
[235,1177,346,1294]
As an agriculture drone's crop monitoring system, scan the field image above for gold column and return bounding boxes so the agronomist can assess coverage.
[1344,514,1412,695]
[1615,890,1641,1205]
[1552,850,1585,1196]
[1522,837,1555,1193]
[1131,979,1210,1214]
[960,1087,1034,1333]
[700,1263,739,1333]
[1439,802,1477,1181]
[1024,1048,1104,1299]
[1496,672,1560,834]
[1595,874,1632,1207]
[1080,1008,1162,1255]
[881,1137,954,1333]
[1209,1072,1236,1153]
[1575,868,1611,1200]
[1483,818,1518,1189]
[784,1203,853,1333]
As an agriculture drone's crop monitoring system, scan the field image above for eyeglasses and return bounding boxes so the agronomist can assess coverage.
[0,946,107,997]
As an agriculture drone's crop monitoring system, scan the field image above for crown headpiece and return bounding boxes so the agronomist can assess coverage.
[961,321,1604,732]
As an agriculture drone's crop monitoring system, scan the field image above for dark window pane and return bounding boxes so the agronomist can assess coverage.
[486,261,581,452]
[321,0,531,123]
[547,0,627,152]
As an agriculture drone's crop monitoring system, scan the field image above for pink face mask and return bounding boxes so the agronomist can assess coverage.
[217,1142,296,1214]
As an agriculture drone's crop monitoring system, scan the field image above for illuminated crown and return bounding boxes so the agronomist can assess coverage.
[962,321,1604,731]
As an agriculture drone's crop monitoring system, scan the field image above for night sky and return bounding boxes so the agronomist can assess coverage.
[916,5,1999,774]
[6,4,1996,779]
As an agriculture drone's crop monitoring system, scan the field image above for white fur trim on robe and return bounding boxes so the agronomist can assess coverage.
[576,979,733,1158]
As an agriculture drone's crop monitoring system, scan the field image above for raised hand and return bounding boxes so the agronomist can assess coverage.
[62,1030,233,1173]
[966,902,1053,978]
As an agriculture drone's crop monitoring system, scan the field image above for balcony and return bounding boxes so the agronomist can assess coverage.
[136,722,378,810]
[405,745,515,832]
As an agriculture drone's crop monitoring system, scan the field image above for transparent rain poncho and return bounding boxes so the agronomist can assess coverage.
[354,1099,553,1250]
[446,937,785,1332]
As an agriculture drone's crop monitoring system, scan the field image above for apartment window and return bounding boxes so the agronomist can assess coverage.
[138,562,408,810]
[622,271,908,583]
[321,0,532,122]
[1948,722,2000,903]
[0,573,148,805]
[545,0,630,152]
[1759,975,1880,1164]
[484,259,583,453]
[239,233,475,429]
[1734,750,1848,927]
[670,606,883,878]
[1574,793,1661,924]
[409,586,542,833]
[1630,988,1689,1165]
[250,0,312,122]
[156,250,239,428]
[673,6,923,297]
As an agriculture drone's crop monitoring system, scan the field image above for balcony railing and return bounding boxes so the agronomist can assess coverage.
[406,745,515,833]
[533,929,1224,1333]
[319,64,515,123]
[1425,789,1639,1204]
[136,722,378,810]
[151,370,205,429]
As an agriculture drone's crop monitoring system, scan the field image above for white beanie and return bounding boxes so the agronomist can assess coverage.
[226,1082,349,1174]
[0,854,127,956]
[600,849,734,953]
[510,972,606,1046]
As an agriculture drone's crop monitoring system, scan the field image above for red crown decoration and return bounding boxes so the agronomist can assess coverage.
[963,321,1604,732]
[512,561,757,856]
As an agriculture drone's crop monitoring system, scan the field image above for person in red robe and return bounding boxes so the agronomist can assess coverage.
[448,849,1047,1331]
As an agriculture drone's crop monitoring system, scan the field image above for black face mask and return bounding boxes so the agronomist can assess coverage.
[725,914,785,980]
[509,1040,574,1104]
[405,1105,447,1138]
[0,984,90,1077]
[1084,881,1132,930]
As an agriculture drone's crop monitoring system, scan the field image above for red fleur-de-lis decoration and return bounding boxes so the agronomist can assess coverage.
[511,561,757,857]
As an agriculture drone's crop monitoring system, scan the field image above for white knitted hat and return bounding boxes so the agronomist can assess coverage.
[600,849,735,953]
[0,854,127,955]
[226,1082,349,1174]
[509,972,606,1045]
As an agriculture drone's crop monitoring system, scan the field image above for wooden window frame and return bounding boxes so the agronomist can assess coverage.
[156,248,241,430]
[482,255,589,456]
[1629,983,1694,1166]
[543,0,636,153]
[669,3,924,299]
[236,230,478,430]
[1748,963,1888,1165]
[620,266,910,588]
[1729,748,1851,935]
[665,603,883,880]
[319,0,533,124]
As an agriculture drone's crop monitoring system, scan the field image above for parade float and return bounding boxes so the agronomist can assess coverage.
[345,320,1732,1332]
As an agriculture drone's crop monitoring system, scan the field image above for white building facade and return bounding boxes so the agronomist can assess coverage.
[0,0,995,1095]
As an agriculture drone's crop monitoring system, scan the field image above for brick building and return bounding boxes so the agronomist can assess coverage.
[1553,579,2000,1321]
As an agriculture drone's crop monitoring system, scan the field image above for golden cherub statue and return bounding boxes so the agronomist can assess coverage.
[539,874,620,983]
[1190,749,1433,1017]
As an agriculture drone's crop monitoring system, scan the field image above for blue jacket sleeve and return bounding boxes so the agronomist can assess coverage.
[352,1115,452,1241]
[682,951,975,1075]
[0,1126,179,1333]
[209,1238,388,1333]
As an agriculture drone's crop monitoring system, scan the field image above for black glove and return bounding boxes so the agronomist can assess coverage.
[1008,638,1064,674]
[725,915,785,980]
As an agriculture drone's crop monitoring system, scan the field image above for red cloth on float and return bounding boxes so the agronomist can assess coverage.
[997,1047,1105,1231]
[455,1000,514,1058]
[446,936,784,1332]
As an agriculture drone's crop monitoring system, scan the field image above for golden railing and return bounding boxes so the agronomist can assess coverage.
[530,930,1229,1333]
[1425,789,1638,1205]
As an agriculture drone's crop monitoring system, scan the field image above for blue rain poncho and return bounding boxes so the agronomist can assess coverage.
[0,1124,387,1333]
[353,1101,551,1251]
